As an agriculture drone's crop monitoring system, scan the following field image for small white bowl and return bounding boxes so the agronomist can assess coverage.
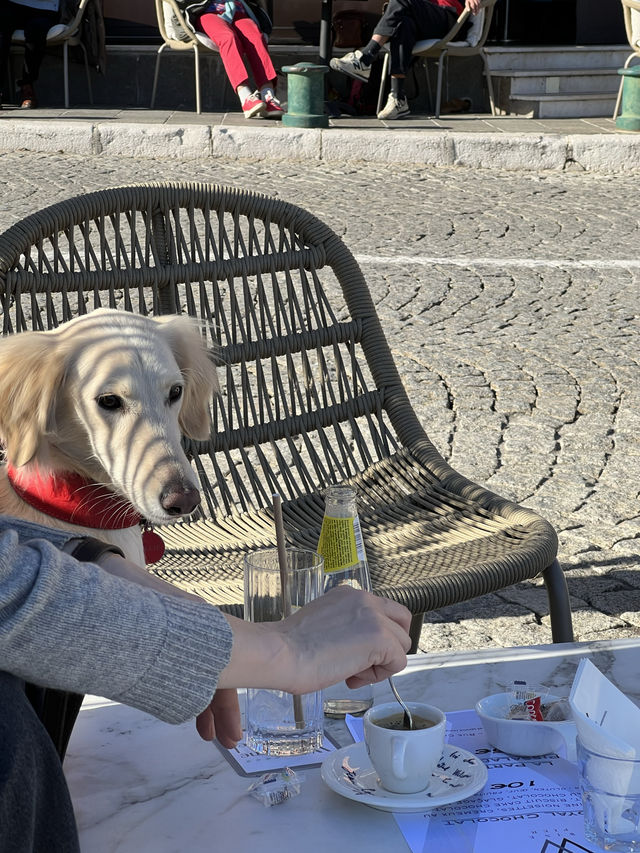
[476,692,577,760]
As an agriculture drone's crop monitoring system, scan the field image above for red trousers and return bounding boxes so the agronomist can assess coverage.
[198,10,276,92]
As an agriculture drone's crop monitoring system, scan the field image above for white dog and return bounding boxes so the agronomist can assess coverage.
[0,308,218,566]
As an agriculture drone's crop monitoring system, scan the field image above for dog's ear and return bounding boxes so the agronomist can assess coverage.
[0,331,65,466]
[154,316,218,440]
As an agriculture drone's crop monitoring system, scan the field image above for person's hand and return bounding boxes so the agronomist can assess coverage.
[465,0,482,14]
[218,586,412,695]
[276,586,412,693]
[195,687,242,747]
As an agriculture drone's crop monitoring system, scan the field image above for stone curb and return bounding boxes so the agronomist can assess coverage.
[0,119,639,172]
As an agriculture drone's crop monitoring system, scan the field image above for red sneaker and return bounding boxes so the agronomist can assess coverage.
[242,91,266,119]
[264,96,284,120]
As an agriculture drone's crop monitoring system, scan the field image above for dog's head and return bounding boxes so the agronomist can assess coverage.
[0,308,219,523]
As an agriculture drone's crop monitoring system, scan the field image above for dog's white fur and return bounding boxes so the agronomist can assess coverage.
[0,308,218,565]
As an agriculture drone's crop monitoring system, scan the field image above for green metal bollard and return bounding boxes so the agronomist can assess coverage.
[281,62,329,129]
[616,65,640,132]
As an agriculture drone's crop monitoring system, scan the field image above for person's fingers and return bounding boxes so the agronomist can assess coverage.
[210,688,243,748]
[195,690,242,746]
[196,705,215,741]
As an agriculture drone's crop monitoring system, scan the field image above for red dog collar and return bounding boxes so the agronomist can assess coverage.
[6,464,164,563]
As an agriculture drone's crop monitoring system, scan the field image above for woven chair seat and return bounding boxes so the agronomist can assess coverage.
[0,182,573,650]
[156,445,557,620]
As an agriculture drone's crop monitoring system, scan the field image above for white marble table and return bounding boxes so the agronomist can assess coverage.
[64,638,640,852]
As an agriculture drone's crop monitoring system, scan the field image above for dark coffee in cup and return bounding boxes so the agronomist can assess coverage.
[372,713,436,731]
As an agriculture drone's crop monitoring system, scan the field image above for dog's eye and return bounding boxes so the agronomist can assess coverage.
[97,394,123,411]
[168,384,183,404]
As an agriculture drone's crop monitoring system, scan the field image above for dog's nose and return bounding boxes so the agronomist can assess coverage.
[160,485,201,516]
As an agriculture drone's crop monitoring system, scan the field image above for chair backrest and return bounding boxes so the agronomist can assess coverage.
[11,0,92,45]
[0,184,440,520]
[452,0,498,48]
[413,0,497,54]
[155,0,219,52]
[621,0,640,50]
[156,0,198,50]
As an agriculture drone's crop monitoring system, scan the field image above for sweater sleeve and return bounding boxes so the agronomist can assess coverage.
[0,516,233,723]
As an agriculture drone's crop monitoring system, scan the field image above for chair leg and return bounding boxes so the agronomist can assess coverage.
[376,50,390,115]
[194,44,201,114]
[151,44,167,109]
[63,41,69,108]
[613,78,624,121]
[481,51,496,116]
[78,41,93,105]
[409,612,423,654]
[542,558,574,644]
[423,58,433,114]
[435,51,447,118]
[613,55,637,120]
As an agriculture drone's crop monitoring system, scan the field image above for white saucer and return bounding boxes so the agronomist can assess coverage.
[320,741,488,813]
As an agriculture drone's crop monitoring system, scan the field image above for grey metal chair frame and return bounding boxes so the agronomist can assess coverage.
[0,183,573,651]
[377,0,497,119]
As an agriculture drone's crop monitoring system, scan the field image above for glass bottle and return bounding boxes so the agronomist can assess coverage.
[317,485,374,717]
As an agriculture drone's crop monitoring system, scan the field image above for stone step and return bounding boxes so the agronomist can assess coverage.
[493,69,620,97]
[506,91,617,118]
[486,44,630,72]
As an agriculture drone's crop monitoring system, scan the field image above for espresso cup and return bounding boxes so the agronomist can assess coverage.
[363,701,446,794]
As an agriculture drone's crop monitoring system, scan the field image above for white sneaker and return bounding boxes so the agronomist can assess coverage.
[329,50,371,83]
[377,92,410,120]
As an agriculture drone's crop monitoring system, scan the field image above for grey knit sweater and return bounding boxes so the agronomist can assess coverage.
[0,515,233,724]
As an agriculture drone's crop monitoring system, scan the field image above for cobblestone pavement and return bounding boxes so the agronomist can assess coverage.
[1,152,639,655]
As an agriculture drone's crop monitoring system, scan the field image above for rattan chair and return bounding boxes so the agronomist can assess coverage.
[613,0,640,120]
[0,182,573,652]
[377,0,497,118]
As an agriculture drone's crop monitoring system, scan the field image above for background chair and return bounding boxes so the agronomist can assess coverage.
[377,0,498,118]
[9,0,94,109]
[151,0,220,115]
[613,0,640,120]
[0,182,573,653]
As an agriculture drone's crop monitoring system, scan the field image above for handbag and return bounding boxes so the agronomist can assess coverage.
[246,0,272,35]
[332,10,368,48]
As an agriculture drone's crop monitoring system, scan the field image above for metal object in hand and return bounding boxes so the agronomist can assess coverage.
[388,676,414,730]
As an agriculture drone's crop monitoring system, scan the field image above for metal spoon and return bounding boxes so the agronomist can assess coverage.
[388,676,414,730]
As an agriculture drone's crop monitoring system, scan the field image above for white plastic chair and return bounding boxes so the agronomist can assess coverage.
[10,0,93,108]
[376,0,498,119]
[151,0,220,115]
[613,0,640,120]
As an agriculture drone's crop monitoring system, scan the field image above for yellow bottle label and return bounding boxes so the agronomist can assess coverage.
[318,515,361,573]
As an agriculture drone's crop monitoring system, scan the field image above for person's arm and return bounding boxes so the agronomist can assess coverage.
[0,516,412,747]
[0,518,232,725]
[94,547,242,747]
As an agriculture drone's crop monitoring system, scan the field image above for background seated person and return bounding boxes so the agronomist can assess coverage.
[0,0,60,109]
[177,0,284,118]
[330,0,481,120]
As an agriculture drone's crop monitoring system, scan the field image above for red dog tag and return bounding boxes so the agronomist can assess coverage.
[142,529,166,564]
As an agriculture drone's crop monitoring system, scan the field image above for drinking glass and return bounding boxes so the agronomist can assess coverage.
[577,738,640,852]
[244,547,324,756]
